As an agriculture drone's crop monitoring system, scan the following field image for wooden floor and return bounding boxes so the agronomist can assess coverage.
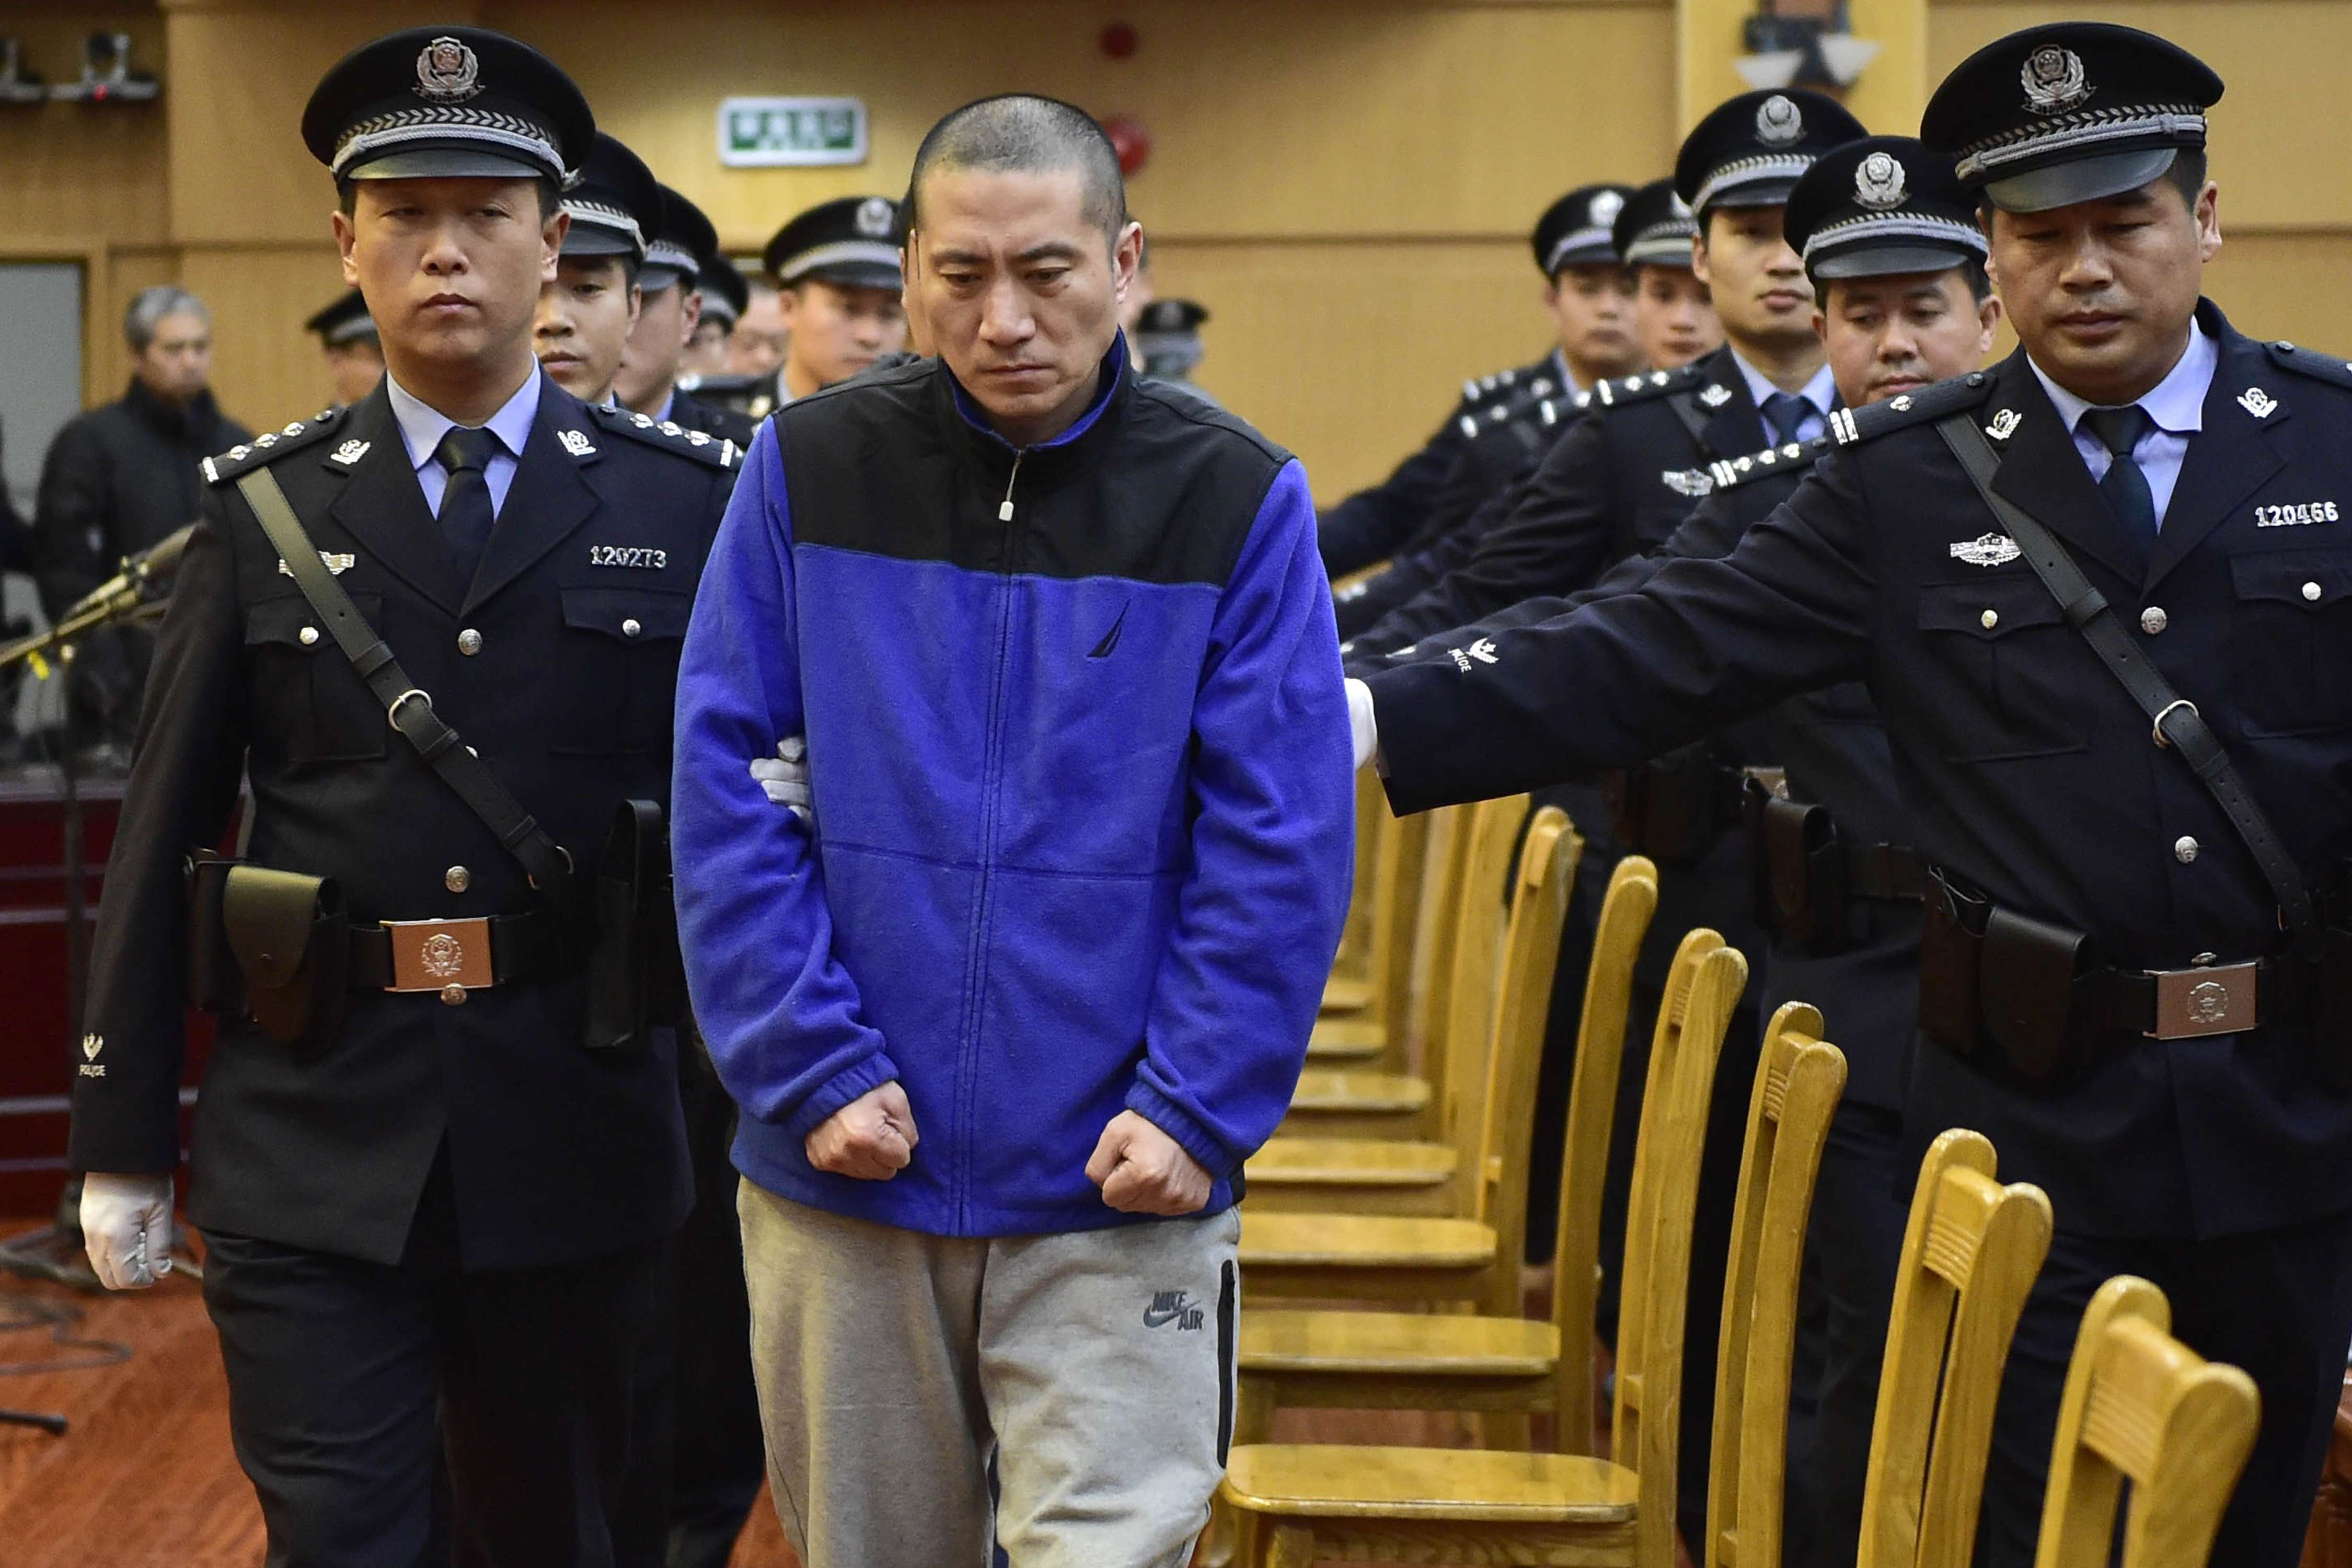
[0,1258,1478,1567]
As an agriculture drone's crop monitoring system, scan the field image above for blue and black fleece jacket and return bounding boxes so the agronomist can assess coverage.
[673,341,1355,1238]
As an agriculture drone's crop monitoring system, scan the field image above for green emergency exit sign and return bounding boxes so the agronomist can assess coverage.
[719,97,869,168]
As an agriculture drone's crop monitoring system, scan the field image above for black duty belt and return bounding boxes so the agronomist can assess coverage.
[345,908,580,1001]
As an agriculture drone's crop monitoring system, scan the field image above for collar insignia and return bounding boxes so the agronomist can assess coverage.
[1986,408,2021,441]
[1698,383,1733,408]
[1662,468,1715,498]
[331,439,370,465]
[416,36,482,103]
[1854,151,1907,210]
[559,429,597,457]
[1950,533,2023,568]
[1756,93,1804,147]
[2021,44,2091,114]
[2239,386,2279,420]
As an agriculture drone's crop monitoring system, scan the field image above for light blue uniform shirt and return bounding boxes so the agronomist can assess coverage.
[2027,324,2218,531]
[384,365,542,520]
[1730,349,1838,447]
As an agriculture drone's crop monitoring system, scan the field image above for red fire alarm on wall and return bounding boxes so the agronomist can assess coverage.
[1100,21,1138,59]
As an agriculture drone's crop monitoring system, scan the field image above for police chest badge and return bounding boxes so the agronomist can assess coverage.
[1755,94,1804,148]
[2021,44,2090,114]
[1950,533,2023,568]
[416,36,482,103]
[1854,152,1907,211]
[1662,468,1714,499]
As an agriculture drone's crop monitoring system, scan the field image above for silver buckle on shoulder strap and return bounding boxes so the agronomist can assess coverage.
[2148,960,2260,1040]
[2150,698,2197,750]
[386,688,433,729]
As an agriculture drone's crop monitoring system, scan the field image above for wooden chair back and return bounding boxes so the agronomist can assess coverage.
[1329,766,1384,982]
[1610,931,1750,1568]
[1433,794,1531,1208]
[1702,1005,1850,1568]
[1398,804,1463,1065]
[1858,1128,2055,1568]
[2033,1276,2259,1568]
[1465,807,1583,1307]
[1545,854,1659,1456]
[1359,804,1434,1053]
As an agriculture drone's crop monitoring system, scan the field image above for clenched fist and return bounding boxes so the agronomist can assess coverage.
[1086,1110,1214,1216]
[806,1081,920,1180]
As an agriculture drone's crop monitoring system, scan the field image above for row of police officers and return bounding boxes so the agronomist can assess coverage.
[1335,20,2352,1568]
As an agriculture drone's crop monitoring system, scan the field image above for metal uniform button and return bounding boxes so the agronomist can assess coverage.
[298,626,320,646]
[2304,581,2324,603]
[441,984,467,1006]
[457,628,483,655]
[2140,606,2167,635]
[622,617,642,638]
[1979,608,1999,630]
[2174,835,2200,864]
[444,865,470,894]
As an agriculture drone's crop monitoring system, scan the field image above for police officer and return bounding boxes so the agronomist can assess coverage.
[1350,25,2352,1568]
[1318,182,1643,581]
[612,185,757,451]
[1468,137,2000,1568]
[534,130,660,407]
[306,286,384,409]
[681,251,745,383]
[764,194,912,405]
[1134,296,1217,406]
[71,27,737,1566]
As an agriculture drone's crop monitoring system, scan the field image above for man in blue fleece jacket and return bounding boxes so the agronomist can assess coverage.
[671,95,1353,1567]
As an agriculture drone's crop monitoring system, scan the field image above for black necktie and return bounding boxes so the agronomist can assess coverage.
[1761,390,1813,446]
[2082,405,2158,541]
[433,426,501,587]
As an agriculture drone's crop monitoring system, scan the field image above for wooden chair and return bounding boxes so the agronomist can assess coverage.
[1857,1129,2055,1568]
[1699,1005,1850,1568]
[1319,768,1388,1016]
[2032,1275,2258,1568]
[1241,805,1574,1313]
[1249,811,1587,1218]
[1217,937,1770,1568]
[1308,805,1433,1066]
[1282,794,1529,1140]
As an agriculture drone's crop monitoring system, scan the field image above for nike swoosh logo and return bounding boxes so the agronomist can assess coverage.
[1089,604,1128,659]
[1142,1305,1185,1328]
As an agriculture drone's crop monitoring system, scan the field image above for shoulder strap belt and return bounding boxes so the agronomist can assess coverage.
[1932,414,2318,956]
[235,467,577,905]
[1662,389,1715,455]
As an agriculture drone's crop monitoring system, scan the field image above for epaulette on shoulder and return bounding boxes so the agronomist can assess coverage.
[1585,362,1707,413]
[1455,374,1570,440]
[2262,339,2352,392]
[1459,366,1521,406]
[1825,370,1993,448]
[1699,433,1834,493]
[200,406,348,485]
[587,402,740,469]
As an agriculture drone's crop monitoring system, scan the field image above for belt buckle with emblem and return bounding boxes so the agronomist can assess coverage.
[385,916,494,1003]
[2148,959,2260,1040]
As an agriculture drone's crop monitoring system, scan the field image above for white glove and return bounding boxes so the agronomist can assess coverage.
[1345,678,1379,772]
[80,1171,175,1291]
[748,735,814,832]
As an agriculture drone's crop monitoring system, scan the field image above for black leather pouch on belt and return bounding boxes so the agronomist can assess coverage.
[1745,782,1851,955]
[217,862,349,1052]
[1609,743,1725,866]
[584,799,682,1053]
[1918,874,2106,1092]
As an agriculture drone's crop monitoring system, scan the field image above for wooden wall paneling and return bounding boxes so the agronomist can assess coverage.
[0,6,170,246]
[487,0,1678,250]
[1153,237,1553,501]
[175,243,353,431]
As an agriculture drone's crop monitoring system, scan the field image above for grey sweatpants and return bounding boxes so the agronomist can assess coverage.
[739,1182,1240,1568]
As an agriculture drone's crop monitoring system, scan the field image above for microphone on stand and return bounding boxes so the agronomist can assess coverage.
[62,522,197,618]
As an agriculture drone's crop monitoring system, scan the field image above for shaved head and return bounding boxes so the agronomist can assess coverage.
[910,94,1127,245]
